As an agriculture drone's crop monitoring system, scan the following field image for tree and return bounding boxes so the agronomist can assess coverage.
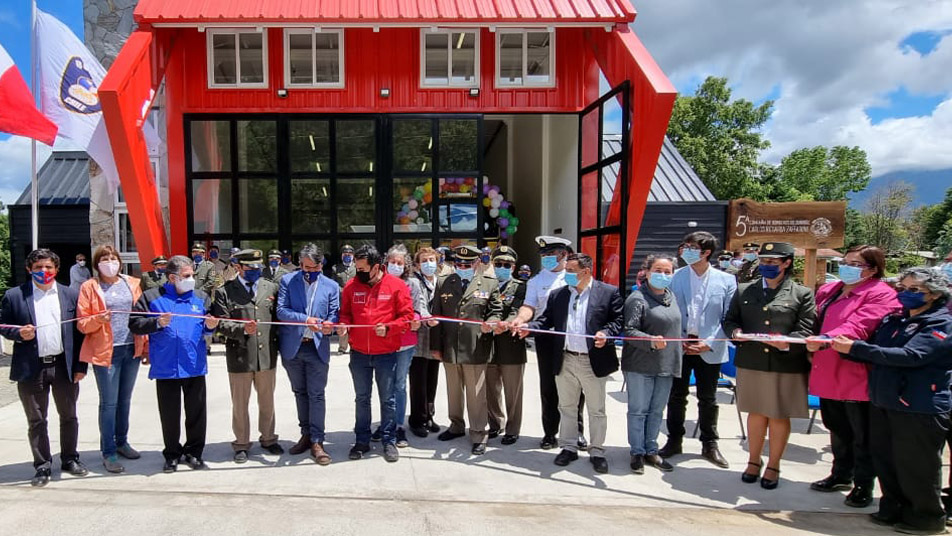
[0,202,10,296]
[773,145,872,201]
[935,217,952,259]
[843,207,866,248]
[924,187,952,250]
[667,76,774,200]
[861,181,913,252]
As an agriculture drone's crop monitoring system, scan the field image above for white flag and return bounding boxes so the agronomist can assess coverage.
[35,8,120,191]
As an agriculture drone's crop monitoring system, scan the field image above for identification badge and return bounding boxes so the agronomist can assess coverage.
[379,293,392,301]
[353,292,367,305]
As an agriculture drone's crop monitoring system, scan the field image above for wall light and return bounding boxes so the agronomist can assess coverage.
[380,88,391,98]
[687,221,698,228]
[468,88,480,98]
[277,88,288,98]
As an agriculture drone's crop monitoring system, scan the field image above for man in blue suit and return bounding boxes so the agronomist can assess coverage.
[0,249,88,487]
[661,231,736,468]
[277,243,339,465]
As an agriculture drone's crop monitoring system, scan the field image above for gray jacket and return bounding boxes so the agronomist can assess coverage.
[408,273,435,358]
[622,288,683,377]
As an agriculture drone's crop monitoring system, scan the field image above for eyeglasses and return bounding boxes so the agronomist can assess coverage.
[493,262,514,269]
[895,285,926,293]
[838,261,870,269]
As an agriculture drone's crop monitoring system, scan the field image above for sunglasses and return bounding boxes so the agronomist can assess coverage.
[493,261,514,269]
[895,285,927,294]
[455,262,474,269]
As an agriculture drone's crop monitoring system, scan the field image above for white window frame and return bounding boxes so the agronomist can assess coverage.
[420,28,480,88]
[495,29,556,88]
[206,28,269,89]
[283,29,345,89]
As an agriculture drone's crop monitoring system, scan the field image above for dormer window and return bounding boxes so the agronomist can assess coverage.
[207,29,268,88]
[421,29,479,87]
[496,29,555,87]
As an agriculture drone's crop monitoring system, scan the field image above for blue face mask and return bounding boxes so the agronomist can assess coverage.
[243,269,261,283]
[303,270,320,283]
[648,272,673,289]
[342,255,354,265]
[759,263,782,280]
[496,267,512,282]
[193,255,204,264]
[897,290,928,310]
[940,263,952,278]
[564,272,579,287]
[156,267,166,275]
[541,255,559,271]
[230,258,239,265]
[269,259,280,268]
[421,261,437,277]
[456,267,475,281]
[838,264,864,285]
[743,252,758,262]
[680,248,702,266]
[209,251,219,260]
[719,260,730,270]
[481,255,491,264]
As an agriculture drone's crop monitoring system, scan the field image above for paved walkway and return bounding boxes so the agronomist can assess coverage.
[0,344,908,535]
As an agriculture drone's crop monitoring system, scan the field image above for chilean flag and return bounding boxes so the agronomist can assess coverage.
[0,43,57,146]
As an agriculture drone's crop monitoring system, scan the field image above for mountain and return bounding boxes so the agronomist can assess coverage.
[848,168,952,208]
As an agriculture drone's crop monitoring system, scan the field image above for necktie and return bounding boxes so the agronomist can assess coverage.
[246,282,254,298]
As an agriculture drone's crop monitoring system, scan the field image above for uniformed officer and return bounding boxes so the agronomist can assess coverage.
[487,245,527,445]
[517,265,532,281]
[222,247,241,282]
[332,245,357,354]
[476,246,493,276]
[191,242,223,295]
[280,249,298,273]
[209,245,227,274]
[429,245,503,455]
[263,249,287,282]
[140,255,168,293]
[736,242,761,283]
[436,246,455,276]
[717,251,738,274]
[211,249,284,463]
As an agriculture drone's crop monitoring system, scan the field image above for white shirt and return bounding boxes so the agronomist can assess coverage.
[524,269,567,320]
[32,282,64,357]
[564,280,592,353]
[686,265,711,336]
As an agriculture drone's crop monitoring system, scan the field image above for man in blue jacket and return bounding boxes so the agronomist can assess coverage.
[276,244,339,465]
[130,255,219,473]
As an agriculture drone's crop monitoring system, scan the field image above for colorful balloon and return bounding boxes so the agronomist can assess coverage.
[482,197,492,207]
[489,208,499,218]
[498,218,509,228]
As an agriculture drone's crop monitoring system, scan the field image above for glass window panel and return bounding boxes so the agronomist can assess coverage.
[451,32,476,85]
[439,237,477,249]
[392,120,433,173]
[439,203,477,232]
[192,179,233,234]
[291,240,332,268]
[121,262,142,278]
[526,32,551,83]
[424,33,449,84]
[238,33,265,84]
[212,34,236,85]
[394,178,434,233]
[190,121,231,172]
[499,33,523,84]
[243,239,280,256]
[389,238,432,259]
[602,93,623,156]
[580,170,598,231]
[291,179,332,234]
[288,33,313,85]
[439,177,478,199]
[314,33,340,84]
[237,120,276,172]
[580,106,599,168]
[580,236,597,263]
[600,233,622,287]
[117,213,137,253]
[337,179,376,233]
[289,120,331,173]
[602,166,622,226]
[238,179,278,233]
[439,119,478,172]
[336,120,375,173]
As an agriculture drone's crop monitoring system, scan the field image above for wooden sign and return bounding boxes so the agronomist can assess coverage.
[727,199,846,250]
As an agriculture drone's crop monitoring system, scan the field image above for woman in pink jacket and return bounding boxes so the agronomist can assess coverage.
[77,246,149,474]
[806,245,900,508]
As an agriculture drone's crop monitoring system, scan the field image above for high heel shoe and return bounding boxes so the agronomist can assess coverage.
[761,466,781,490]
[741,460,762,483]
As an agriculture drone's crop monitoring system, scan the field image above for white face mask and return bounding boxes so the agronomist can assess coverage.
[98,260,120,278]
[77,260,85,267]
[387,262,404,277]
[173,276,196,294]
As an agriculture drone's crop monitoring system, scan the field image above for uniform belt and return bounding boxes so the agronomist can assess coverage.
[39,353,63,365]
[564,349,588,356]
[687,334,699,339]
[302,337,313,343]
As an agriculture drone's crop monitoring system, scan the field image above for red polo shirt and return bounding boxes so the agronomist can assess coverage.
[340,273,414,355]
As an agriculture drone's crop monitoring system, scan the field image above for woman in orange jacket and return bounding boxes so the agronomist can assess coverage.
[77,245,149,474]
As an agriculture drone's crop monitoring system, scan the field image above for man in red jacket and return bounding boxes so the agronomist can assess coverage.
[338,245,414,463]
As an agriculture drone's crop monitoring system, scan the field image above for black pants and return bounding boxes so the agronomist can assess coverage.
[665,354,720,444]
[820,398,874,487]
[17,356,80,470]
[408,356,440,429]
[156,376,207,460]
[870,405,948,530]
[537,338,584,438]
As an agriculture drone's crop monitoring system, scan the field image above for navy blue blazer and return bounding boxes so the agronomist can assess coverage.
[276,271,340,363]
[0,282,86,382]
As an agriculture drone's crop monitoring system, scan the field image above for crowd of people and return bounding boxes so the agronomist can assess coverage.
[4,234,952,534]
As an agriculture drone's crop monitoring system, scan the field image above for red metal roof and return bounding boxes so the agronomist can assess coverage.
[134,0,636,26]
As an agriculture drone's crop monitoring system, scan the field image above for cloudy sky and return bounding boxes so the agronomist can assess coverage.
[0,1,950,208]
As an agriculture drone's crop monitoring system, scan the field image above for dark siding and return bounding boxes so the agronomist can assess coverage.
[8,205,92,286]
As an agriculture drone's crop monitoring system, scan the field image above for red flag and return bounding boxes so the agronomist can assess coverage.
[0,43,57,145]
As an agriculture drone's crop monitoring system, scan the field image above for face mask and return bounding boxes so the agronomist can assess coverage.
[282,257,291,264]
[731,259,744,268]
[303,270,320,284]
[209,251,219,260]
[387,263,404,277]
[77,260,85,267]
[355,270,372,284]
[173,276,196,294]
[342,255,353,265]
[456,267,475,281]
[230,258,239,265]
[649,272,673,289]
[481,255,491,264]
[541,255,559,271]
[243,269,261,283]
[680,248,702,266]
[421,261,437,277]
[941,263,952,278]
[564,272,579,287]
[838,264,865,285]
[269,259,280,268]
[98,260,121,278]
[743,252,758,262]
[496,267,512,282]
[897,290,928,310]
[759,263,782,280]
[193,255,204,264]
[719,260,730,269]
[32,270,56,285]
[156,267,166,275]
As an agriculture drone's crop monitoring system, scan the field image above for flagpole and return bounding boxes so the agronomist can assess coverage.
[30,0,39,250]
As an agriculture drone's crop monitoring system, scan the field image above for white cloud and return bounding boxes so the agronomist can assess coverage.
[0,135,53,209]
[631,0,952,175]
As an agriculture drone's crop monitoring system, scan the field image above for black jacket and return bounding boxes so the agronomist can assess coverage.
[529,280,624,378]
[492,279,528,365]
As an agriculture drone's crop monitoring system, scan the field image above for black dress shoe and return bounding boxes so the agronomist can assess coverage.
[577,436,589,451]
[893,522,948,535]
[501,434,519,445]
[234,450,249,464]
[590,456,609,474]
[348,443,371,460]
[658,440,682,459]
[844,485,873,508]
[426,418,441,433]
[644,454,674,472]
[409,424,429,438]
[289,435,313,455]
[163,457,179,473]
[869,511,900,527]
[741,460,762,484]
[540,435,558,450]
[184,455,206,470]
[472,443,487,455]
[261,442,285,455]
[630,455,645,474]
[760,466,780,490]
[810,474,853,492]
[437,429,466,441]
[488,429,500,439]
[371,427,383,442]
[553,449,579,466]
[62,460,89,476]
[31,468,51,487]
[701,443,729,468]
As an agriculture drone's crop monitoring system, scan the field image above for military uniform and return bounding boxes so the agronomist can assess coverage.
[140,255,168,293]
[211,249,282,457]
[487,245,527,441]
[222,248,241,282]
[736,242,761,284]
[263,250,288,282]
[430,246,503,448]
[332,245,356,353]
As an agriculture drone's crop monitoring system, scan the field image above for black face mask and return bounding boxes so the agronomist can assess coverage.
[355,270,372,284]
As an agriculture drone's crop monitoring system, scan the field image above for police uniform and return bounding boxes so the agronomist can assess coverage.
[487,246,527,441]
[331,245,356,353]
[736,242,761,284]
[141,255,168,293]
[263,250,288,282]
[280,249,298,273]
[430,245,503,449]
[211,249,282,458]
[191,242,223,295]
[718,251,739,275]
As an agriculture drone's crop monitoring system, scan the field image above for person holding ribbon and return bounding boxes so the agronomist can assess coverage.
[723,241,816,490]
[487,245,528,446]
[76,245,149,474]
[407,247,442,438]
